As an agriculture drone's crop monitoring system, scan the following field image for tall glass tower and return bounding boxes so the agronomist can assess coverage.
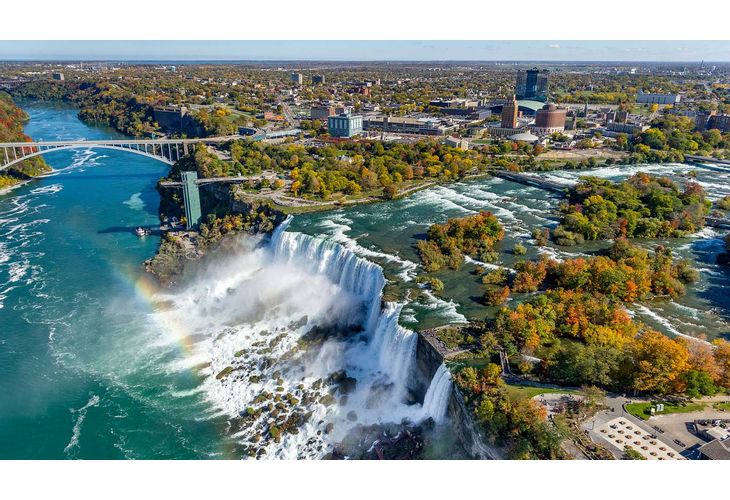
[516,68,549,102]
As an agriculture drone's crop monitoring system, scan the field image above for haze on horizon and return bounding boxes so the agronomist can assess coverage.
[1,40,730,63]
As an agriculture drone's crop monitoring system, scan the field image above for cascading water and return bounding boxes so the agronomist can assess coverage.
[421,363,453,424]
[154,216,425,458]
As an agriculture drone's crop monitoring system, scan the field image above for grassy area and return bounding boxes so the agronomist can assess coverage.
[713,401,730,411]
[504,383,581,402]
[625,401,706,420]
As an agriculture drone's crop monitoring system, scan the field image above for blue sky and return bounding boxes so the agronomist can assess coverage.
[1,41,729,62]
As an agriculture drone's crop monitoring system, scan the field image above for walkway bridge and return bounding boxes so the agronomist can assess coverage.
[684,154,730,167]
[492,170,569,193]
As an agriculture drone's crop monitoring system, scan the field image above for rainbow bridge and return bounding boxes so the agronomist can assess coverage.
[0,137,239,172]
[0,136,242,229]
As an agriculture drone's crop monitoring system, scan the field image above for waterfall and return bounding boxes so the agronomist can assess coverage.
[270,216,385,335]
[421,363,452,424]
[163,216,427,457]
[368,302,417,387]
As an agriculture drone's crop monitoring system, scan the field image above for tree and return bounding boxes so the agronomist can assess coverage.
[631,330,690,394]
[683,370,717,398]
[382,184,398,200]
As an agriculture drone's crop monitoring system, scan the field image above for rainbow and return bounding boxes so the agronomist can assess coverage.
[110,261,241,459]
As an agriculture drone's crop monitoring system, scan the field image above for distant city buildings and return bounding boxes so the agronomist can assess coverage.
[328,113,363,138]
[312,74,326,85]
[291,73,303,85]
[516,68,549,102]
[636,91,681,105]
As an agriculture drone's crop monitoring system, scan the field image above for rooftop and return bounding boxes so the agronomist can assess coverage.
[517,100,547,113]
[508,131,539,142]
[698,438,730,460]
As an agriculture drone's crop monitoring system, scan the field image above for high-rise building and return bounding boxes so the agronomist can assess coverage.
[312,75,326,84]
[291,73,303,85]
[501,95,518,129]
[51,72,65,81]
[515,68,549,102]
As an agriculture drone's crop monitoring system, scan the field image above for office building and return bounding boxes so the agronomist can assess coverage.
[310,105,336,121]
[605,122,649,134]
[312,74,326,84]
[153,106,196,133]
[444,136,470,150]
[363,116,457,136]
[501,95,518,128]
[636,92,681,105]
[291,73,303,85]
[51,72,65,81]
[516,68,549,102]
[328,113,363,138]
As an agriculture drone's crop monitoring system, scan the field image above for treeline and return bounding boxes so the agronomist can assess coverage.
[0,92,51,189]
[553,173,709,245]
[615,114,730,159]
[416,212,505,272]
[13,80,160,137]
[218,139,488,199]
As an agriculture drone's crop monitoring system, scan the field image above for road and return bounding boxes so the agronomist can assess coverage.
[280,102,300,128]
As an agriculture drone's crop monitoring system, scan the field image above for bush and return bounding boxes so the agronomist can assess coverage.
[513,242,528,255]
[483,286,510,306]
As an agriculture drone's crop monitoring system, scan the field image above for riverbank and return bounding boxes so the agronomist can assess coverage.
[0,92,52,189]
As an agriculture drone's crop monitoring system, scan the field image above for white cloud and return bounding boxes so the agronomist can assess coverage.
[548,43,560,49]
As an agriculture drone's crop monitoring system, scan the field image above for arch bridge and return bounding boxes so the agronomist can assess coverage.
[0,136,240,230]
[0,137,238,172]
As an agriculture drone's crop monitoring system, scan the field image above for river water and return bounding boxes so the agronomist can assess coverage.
[1,102,727,459]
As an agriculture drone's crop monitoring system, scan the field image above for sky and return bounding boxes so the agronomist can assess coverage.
[0,41,729,62]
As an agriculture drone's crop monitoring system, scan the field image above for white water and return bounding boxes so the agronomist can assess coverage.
[64,394,101,457]
[421,363,453,424]
[152,217,427,458]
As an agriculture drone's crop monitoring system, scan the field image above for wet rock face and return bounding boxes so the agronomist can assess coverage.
[328,422,426,460]
[413,332,446,402]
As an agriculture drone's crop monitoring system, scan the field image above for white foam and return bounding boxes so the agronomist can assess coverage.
[633,304,710,344]
[64,394,101,456]
[122,192,145,211]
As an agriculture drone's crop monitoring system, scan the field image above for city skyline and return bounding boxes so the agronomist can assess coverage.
[1,40,730,62]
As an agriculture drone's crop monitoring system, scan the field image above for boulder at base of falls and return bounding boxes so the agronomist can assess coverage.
[328,422,425,460]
